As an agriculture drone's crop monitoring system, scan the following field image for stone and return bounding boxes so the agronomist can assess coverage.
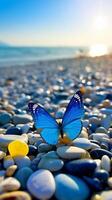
[71,138,93,150]
[55,173,90,200]
[0,191,31,200]
[38,156,64,172]
[6,127,21,135]
[65,159,97,176]
[8,140,29,157]
[3,155,15,169]
[28,145,38,156]
[15,167,33,189]
[90,149,112,159]
[38,143,53,153]
[13,114,32,125]
[6,165,17,177]
[14,156,31,169]
[93,169,109,183]
[57,146,87,159]
[27,169,55,199]
[0,113,12,125]
[0,177,20,194]
[0,151,6,160]
[101,155,111,172]
[0,134,28,147]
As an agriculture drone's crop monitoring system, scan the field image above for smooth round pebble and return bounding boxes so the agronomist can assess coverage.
[0,191,31,200]
[0,151,6,160]
[13,114,32,125]
[38,157,64,172]
[72,138,93,150]
[6,165,17,177]
[27,169,55,199]
[0,113,12,125]
[14,156,31,168]
[0,177,20,194]
[101,155,111,172]
[65,159,97,176]
[0,134,28,147]
[8,140,29,157]
[6,127,21,135]
[15,167,33,189]
[3,155,15,169]
[55,173,90,200]
[28,145,38,156]
[57,146,88,159]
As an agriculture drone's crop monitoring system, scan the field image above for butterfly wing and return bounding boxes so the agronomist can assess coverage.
[28,102,59,145]
[62,91,84,140]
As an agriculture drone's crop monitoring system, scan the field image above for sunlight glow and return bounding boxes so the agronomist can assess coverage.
[89,44,108,57]
[94,15,108,30]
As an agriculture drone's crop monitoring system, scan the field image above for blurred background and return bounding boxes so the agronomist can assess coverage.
[0,0,112,66]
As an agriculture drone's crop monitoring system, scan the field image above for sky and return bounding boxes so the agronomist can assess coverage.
[0,0,112,46]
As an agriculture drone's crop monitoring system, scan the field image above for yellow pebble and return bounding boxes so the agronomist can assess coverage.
[8,140,29,157]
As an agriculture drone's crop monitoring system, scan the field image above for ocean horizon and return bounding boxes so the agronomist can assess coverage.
[0,46,89,67]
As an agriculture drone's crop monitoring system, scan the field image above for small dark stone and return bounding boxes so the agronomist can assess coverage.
[90,149,112,159]
[83,176,103,191]
[93,169,109,183]
[28,145,38,156]
[6,127,22,135]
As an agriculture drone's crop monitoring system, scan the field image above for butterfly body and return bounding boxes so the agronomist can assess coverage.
[28,91,84,145]
[58,122,64,138]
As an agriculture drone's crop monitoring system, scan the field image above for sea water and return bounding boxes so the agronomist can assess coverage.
[0,46,88,67]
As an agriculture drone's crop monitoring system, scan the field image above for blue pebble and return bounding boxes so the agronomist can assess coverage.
[15,167,33,189]
[6,127,22,135]
[83,176,103,191]
[93,170,109,183]
[14,156,31,168]
[90,149,112,159]
[0,113,12,125]
[65,159,97,176]
[55,174,90,200]
[28,145,38,156]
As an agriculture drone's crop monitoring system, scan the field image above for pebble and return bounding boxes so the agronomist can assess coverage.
[0,151,6,160]
[0,170,6,177]
[93,191,112,200]
[15,167,33,189]
[6,165,17,177]
[55,173,90,200]
[101,155,111,172]
[27,169,55,199]
[8,140,29,157]
[0,134,28,147]
[38,156,64,171]
[3,155,15,169]
[28,145,38,156]
[13,114,32,125]
[93,169,109,183]
[6,127,21,135]
[95,127,108,134]
[71,138,94,150]
[108,177,112,188]
[57,146,88,159]
[0,177,20,194]
[65,159,97,176]
[14,156,31,168]
[0,113,12,125]
[90,149,112,159]
[38,143,53,153]
[0,191,31,200]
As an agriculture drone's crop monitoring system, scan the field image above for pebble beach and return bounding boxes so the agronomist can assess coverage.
[0,55,112,200]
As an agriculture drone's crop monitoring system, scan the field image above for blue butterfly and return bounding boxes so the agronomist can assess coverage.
[28,90,84,145]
